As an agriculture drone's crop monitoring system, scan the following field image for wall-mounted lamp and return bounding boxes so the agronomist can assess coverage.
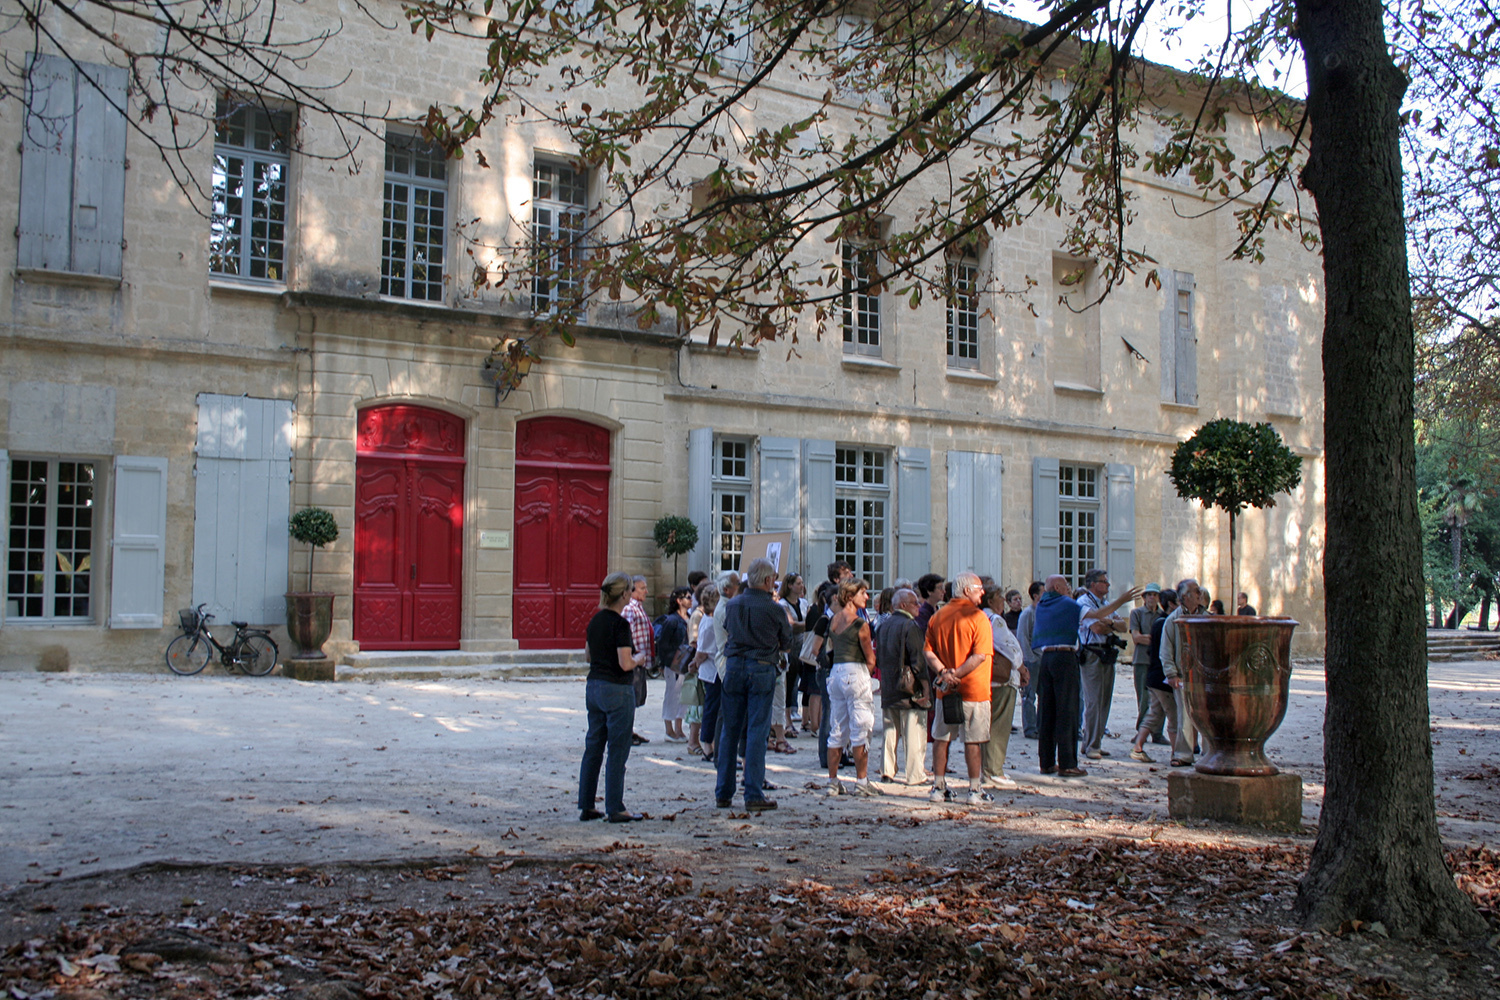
[481,337,535,405]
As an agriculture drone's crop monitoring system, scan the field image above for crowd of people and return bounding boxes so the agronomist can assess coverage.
[577,559,1232,821]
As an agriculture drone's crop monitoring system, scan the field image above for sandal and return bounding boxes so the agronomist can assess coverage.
[687,745,704,756]
[772,739,797,754]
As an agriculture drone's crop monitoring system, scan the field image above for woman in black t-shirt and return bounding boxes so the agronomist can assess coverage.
[578,572,647,822]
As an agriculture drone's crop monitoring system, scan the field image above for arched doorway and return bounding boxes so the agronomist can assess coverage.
[513,417,611,649]
[353,404,465,649]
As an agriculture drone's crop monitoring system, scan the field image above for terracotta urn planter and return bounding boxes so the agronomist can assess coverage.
[285,592,335,660]
[1178,615,1299,776]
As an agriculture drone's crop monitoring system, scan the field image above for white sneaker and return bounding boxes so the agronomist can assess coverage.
[929,785,955,803]
[826,782,846,797]
[966,789,996,805]
[983,774,1017,789]
[848,782,878,797]
[1085,748,1103,760]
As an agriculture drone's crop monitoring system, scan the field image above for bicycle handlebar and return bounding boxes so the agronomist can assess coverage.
[196,602,215,623]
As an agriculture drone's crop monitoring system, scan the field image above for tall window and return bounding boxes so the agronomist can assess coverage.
[835,447,888,588]
[7,459,95,621]
[841,241,881,355]
[381,135,447,301]
[211,101,291,282]
[532,161,589,314]
[946,258,980,369]
[1058,463,1099,587]
[713,438,752,572]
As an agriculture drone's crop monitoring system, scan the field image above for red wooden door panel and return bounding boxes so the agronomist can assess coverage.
[512,417,610,649]
[354,406,465,650]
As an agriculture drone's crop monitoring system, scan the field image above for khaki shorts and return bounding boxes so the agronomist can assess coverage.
[930,699,992,744]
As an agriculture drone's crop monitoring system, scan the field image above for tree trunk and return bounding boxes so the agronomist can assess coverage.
[1478,593,1491,632]
[1292,0,1485,939]
[1228,510,1238,612]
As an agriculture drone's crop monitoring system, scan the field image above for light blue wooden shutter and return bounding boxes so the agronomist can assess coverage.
[1105,463,1136,599]
[0,449,8,628]
[1174,271,1197,405]
[70,61,129,277]
[803,439,836,577]
[193,395,294,625]
[19,54,78,271]
[110,455,169,628]
[1032,457,1060,580]
[946,451,975,575]
[758,437,801,573]
[897,447,931,581]
[686,428,713,574]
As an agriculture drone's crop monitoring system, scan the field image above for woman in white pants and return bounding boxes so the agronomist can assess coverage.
[825,579,879,796]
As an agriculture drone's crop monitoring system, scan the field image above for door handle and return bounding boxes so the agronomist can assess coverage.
[410,563,417,581]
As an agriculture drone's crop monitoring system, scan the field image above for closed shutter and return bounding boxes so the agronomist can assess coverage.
[686,428,713,575]
[193,395,294,625]
[803,439,836,577]
[1159,271,1177,402]
[947,451,1003,579]
[1174,271,1198,405]
[19,53,77,271]
[758,437,801,573]
[946,451,974,575]
[1105,463,1136,599]
[0,449,8,628]
[70,62,129,277]
[109,456,169,628]
[897,447,931,581]
[1032,457,1061,580]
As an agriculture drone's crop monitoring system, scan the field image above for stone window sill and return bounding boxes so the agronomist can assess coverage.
[842,355,901,374]
[15,268,121,290]
[946,368,997,385]
[1054,380,1104,397]
[210,278,287,298]
[1160,400,1199,412]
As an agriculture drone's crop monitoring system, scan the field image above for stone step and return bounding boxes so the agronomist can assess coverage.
[339,648,589,682]
[337,663,589,682]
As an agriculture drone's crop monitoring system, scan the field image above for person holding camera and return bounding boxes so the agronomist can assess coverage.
[1077,568,1130,761]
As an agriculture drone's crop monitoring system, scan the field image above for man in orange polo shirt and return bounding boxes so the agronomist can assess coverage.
[923,572,994,805]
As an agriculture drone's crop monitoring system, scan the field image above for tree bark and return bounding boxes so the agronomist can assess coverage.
[1292,0,1485,938]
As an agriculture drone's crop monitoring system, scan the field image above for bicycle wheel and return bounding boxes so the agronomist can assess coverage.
[165,633,212,676]
[231,633,279,677]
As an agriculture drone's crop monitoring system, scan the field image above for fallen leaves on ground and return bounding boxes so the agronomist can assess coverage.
[5,842,1497,999]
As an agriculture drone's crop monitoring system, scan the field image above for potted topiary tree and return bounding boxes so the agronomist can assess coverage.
[653,515,699,590]
[286,507,339,660]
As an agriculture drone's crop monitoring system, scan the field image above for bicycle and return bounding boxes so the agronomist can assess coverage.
[166,604,279,677]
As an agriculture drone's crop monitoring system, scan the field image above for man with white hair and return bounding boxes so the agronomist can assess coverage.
[716,558,792,812]
[877,587,930,786]
[1162,577,1204,767]
[699,570,740,763]
[923,572,994,804]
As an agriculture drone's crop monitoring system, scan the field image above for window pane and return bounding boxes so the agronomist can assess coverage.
[7,459,93,619]
[946,259,980,368]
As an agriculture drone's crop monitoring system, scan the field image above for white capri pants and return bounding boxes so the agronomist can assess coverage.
[827,661,876,750]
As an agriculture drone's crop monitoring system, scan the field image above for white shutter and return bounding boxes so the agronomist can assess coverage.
[70,62,128,277]
[110,456,168,628]
[1174,271,1198,406]
[0,449,8,628]
[686,428,713,575]
[758,437,801,572]
[1159,270,1177,403]
[19,54,77,271]
[1032,457,1061,580]
[1105,463,1136,600]
[803,439,836,577]
[897,447,931,581]
[973,452,1003,581]
[193,395,293,625]
[946,451,975,575]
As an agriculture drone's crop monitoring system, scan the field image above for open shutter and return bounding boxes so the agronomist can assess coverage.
[758,437,801,573]
[110,456,168,628]
[0,449,8,628]
[1032,457,1060,580]
[897,447,931,582]
[803,439,836,577]
[19,53,77,271]
[1174,271,1198,406]
[973,452,1003,580]
[193,395,293,625]
[686,428,713,575]
[70,62,129,277]
[946,451,975,575]
[1105,463,1136,600]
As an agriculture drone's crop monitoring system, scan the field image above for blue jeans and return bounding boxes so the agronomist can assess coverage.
[1036,648,1081,772]
[1020,668,1038,738]
[815,662,833,768]
[702,677,723,749]
[715,656,776,804]
[578,678,636,816]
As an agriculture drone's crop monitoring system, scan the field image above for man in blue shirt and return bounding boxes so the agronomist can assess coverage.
[1077,568,1132,760]
[1030,574,1141,776]
[716,557,793,812]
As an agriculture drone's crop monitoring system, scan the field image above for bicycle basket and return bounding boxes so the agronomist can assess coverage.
[178,607,201,631]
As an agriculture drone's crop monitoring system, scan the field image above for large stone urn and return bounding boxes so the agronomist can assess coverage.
[1177,615,1299,776]
[285,592,335,660]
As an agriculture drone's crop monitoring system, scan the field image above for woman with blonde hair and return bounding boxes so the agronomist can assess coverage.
[685,583,721,756]
[825,577,880,796]
[578,572,648,823]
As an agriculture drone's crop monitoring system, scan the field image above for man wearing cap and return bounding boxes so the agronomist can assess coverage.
[1128,584,1168,746]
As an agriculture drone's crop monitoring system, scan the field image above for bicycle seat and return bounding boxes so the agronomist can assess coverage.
[231,620,248,629]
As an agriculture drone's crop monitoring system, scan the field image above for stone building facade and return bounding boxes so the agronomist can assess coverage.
[0,10,1326,669]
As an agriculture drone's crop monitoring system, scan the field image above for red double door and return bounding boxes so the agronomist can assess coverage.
[512,417,611,649]
[353,405,465,650]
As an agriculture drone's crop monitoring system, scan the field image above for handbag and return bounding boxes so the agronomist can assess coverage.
[798,630,821,667]
[679,676,705,706]
[941,690,964,725]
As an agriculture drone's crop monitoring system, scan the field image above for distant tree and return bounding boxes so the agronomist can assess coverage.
[653,515,699,586]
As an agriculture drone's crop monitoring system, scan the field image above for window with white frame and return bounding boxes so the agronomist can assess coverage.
[835,447,888,588]
[713,438,752,572]
[946,257,981,369]
[841,241,881,355]
[1057,463,1099,587]
[210,100,291,282]
[381,134,447,301]
[6,458,96,621]
[532,161,589,314]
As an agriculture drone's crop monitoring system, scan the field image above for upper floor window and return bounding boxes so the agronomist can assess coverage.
[532,161,589,315]
[946,258,981,370]
[841,241,881,356]
[1052,256,1100,391]
[713,437,753,572]
[1057,463,1099,587]
[835,446,888,588]
[211,100,292,282]
[1162,270,1199,406]
[381,134,447,301]
[7,458,96,622]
